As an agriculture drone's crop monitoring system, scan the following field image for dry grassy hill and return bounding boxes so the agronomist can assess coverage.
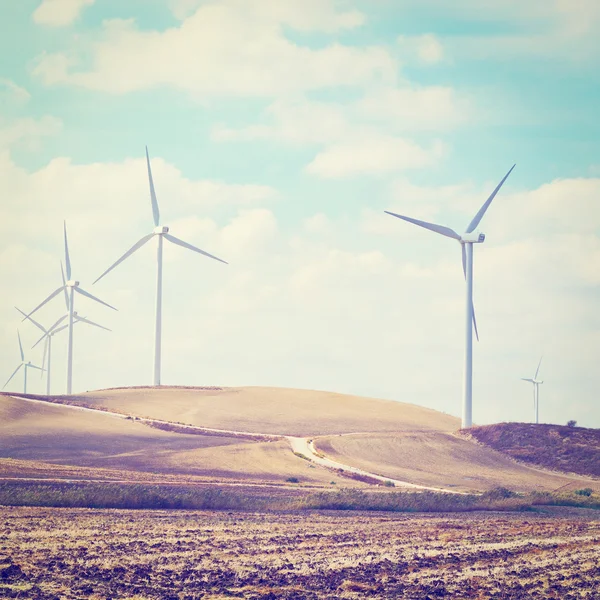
[0,395,340,487]
[77,386,459,435]
[2,387,599,494]
[467,423,600,479]
[313,432,600,493]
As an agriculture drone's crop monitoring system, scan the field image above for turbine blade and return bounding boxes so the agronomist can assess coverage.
[3,364,23,389]
[466,164,516,233]
[64,221,72,280]
[164,233,228,264]
[521,378,534,383]
[42,336,50,368]
[61,261,69,310]
[534,355,543,379]
[41,338,48,379]
[32,331,48,350]
[28,363,45,372]
[93,233,155,284]
[49,314,68,332]
[51,324,69,335]
[15,307,47,334]
[146,146,160,226]
[384,211,461,240]
[75,315,111,332]
[460,245,479,342]
[22,287,65,320]
[74,286,118,311]
[17,330,24,361]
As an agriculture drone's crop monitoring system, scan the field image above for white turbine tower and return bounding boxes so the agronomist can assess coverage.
[384,165,515,428]
[3,331,44,394]
[522,356,543,424]
[22,223,117,394]
[16,301,110,396]
[93,147,227,386]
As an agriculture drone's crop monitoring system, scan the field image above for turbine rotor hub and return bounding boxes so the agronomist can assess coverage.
[66,280,80,287]
[460,231,485,244]
[154,226,169,234]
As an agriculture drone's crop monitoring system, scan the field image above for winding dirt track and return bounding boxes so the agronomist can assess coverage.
[7,394,460,493]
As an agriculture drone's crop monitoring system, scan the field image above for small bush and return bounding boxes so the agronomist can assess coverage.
[575,488,593,497]
[384,480,395,487]
[285,477,300,484]
[567,420,577,427]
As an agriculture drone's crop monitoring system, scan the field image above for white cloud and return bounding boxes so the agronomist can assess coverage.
[0,116,62,152]
[32,0,95,27]
[397,34,444,64]
[32,2,394,97]
[357,86,465,131]
[304,213,330,234]
[0,79,31,105]
[306,134,446,178]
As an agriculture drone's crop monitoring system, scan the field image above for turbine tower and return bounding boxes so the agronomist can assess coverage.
[522,356,543,424]
[93,147,227,386]
[17,302,110,396]
[3,331,44,394]
[384,165,515,428]
[22,223,117,394]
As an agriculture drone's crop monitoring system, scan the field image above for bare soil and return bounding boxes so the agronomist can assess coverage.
[0,506,599,599]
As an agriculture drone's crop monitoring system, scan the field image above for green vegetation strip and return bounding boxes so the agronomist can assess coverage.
[0,481,599,512]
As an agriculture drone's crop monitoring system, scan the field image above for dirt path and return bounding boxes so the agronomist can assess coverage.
[8,394,462,494]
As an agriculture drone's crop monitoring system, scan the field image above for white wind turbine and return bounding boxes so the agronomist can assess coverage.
[3,331,44,394]
[93,147,227,386]
[522,356,543,424]
[16,282,110,396]
[384,165,515,428]
[22,223,117,394]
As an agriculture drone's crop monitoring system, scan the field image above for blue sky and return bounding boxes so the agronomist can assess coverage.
[1,0,599,427]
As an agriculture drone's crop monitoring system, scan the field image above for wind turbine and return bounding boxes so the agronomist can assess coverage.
[384,165,515,428]
[93,147,227,386]
[16,300,110,396]
[3,331,44,394]
[522,356,543,424]
[21,223,117,394]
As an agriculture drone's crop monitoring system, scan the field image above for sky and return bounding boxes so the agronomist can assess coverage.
[1,0,599,428]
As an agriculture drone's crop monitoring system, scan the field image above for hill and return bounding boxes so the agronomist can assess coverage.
[466,423,600,479]
[75,386,459,435]
[2,388,599,494]
[0,395,342,486]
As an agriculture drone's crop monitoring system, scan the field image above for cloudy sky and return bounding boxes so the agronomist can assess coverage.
[1,0,599,427]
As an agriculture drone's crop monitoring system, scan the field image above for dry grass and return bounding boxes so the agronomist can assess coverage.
[77,385,459,435]
[314,432,600,493]
[1,506,598,598]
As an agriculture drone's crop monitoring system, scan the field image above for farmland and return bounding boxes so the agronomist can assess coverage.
[1,506,599,599]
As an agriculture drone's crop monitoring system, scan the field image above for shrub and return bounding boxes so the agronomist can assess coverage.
[575,488,593,497]
[567,420,577,427]
[384,480,395,487]
[286,477,300,483]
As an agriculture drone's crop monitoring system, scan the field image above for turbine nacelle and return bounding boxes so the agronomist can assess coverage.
[154,226,169,234]
[460,231,485,244]
[66,280,80,288]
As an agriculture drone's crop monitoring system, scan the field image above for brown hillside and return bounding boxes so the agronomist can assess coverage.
[313,432,600,493]
[466,423,600,479]
[0,396,342,486]
[77,386,459,435]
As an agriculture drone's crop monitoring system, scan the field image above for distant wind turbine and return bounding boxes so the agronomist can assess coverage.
[93,147,227,386]
[21,223,117,394]
[17,288,110,396]
[384,165,515,428]
[3,331,44,394]
[522,356,543,424]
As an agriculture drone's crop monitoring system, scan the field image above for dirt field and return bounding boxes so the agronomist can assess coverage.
[1,506,599,599]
